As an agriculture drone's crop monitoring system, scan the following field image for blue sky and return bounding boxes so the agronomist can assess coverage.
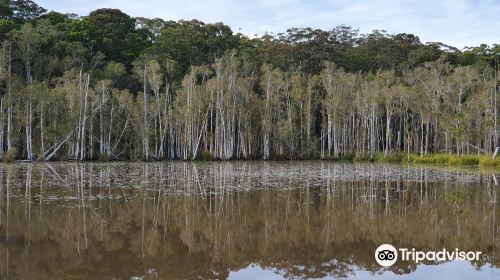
[37,0,499,49]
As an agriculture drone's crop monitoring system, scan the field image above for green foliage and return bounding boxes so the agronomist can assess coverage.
[195,150,214,161]
[401,154,480,166]
[82,8,150,64]
[379,153,403,163]
[98,153,109,162]
[0,0,10,19]
[7,0,46,23]
[408,154,450,164]
[153,20,239,78]
[479,157,500,168]
[336,153,497,168]
[353,154,372,162]
[3,148,17,162]
[0,18,16,39]
[337,152,355,161]
[0,2,500,162]
[447,156,479,166]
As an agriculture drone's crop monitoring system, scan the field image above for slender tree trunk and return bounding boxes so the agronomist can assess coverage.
[100,82,105,155]
[143,64,149,160]
[40,101,44,157]
[80,74,90,160]
[75,67,83,159]
[0,96,3,157]
[384,106,391,157]
[107,103,114,158]
[263,71,271,160]
[6,48,12,151]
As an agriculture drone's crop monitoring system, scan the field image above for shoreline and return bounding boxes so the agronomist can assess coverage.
[4,153,500,169]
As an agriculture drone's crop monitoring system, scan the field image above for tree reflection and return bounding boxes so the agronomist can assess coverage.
[0,162,498,279]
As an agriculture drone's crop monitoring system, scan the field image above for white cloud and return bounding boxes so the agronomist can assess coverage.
[37,0,500,48]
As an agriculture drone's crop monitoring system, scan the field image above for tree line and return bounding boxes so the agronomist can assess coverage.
[0,0,499,161]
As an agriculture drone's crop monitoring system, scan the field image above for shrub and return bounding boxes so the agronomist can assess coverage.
[3,148,17,163]
[305,149,321,160]
[381,153,403,163]
[98,153,109,162]
[196,149,214,161]
[340,152,355,162]
[353,153,371,162]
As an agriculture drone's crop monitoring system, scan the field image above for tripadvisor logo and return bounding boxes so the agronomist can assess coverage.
[375,244,482,267]
[375,244,398,266]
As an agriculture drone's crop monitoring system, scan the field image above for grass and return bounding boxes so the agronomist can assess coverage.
[479,157,500,167]
[333,152,500,168]
[447,155,480,166]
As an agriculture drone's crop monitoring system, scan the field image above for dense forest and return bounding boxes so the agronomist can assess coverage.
[0,0,499,161]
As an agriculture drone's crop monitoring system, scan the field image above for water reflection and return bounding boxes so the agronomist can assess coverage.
[0,162,498,279]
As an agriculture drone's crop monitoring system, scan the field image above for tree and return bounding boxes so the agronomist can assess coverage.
[153,20,239,78]
[83,8,150,64]
[0,1,498,161]
[7,0,46,23]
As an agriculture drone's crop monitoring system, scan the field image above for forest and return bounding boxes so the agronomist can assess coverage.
[0,0,499,161]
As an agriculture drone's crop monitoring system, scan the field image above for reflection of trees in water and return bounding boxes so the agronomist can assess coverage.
[0,162,498,279]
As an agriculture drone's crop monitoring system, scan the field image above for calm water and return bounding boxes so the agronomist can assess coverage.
[0,162,499,279]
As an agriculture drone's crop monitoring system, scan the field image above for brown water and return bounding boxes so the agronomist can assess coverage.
[0,162,499,279]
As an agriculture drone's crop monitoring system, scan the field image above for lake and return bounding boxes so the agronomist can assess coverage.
[0,162,499,279]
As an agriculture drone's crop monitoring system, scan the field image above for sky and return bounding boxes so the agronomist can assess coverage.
[37,0,500,49]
